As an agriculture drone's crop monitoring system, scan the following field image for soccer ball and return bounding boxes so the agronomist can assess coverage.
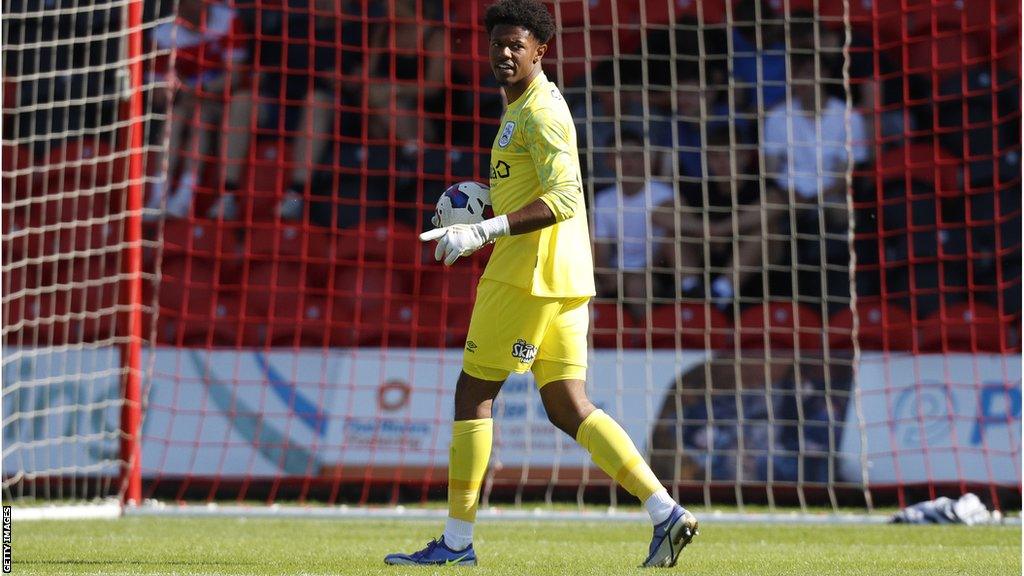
[434,181,491,227]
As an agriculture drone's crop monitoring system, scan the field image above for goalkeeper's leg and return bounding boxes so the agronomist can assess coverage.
[384,370,502,566]
[538,374,698,568]
[443,370,503,550]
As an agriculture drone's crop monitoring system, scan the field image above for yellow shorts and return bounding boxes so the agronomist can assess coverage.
[462,279,589,387]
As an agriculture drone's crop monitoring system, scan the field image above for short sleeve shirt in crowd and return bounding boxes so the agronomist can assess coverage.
[593,182,674,270]
[763,97,868,199]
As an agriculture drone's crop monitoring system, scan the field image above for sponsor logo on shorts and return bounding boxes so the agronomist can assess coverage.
[510,338,537,364]
[465,340,477,353]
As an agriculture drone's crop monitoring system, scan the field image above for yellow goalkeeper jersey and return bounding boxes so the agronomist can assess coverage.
[482,72,596,298]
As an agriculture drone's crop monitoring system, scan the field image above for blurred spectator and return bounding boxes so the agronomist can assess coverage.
[570,58,646,188]
[357,0,446,146]
[650,63,733,180]
[147,0,249,220]
[655,126,784,304]
[217,0,352,222]
[763,53,870,306]
[730,0,788,113]
[592,130,674,319]
[326,0,454,227]
[763,53,869,224]
[643,25,735,180]
[4,0,121,150]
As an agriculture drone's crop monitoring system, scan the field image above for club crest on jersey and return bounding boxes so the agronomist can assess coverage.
[511,338,537,364]
[498,121,516,148]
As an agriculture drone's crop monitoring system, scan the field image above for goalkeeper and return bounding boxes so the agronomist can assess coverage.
[384,0,697,568]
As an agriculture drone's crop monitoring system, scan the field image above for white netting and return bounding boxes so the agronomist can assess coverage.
[565,2,863,508]
[2,0,170,503]
[3,0,1019,516]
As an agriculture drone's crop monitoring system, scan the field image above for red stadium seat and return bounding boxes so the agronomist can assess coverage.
[770,0,843,22]
[918,302,1007,352]
[327,294,358,347]
[3,266,41,345]
[591,302,639,349]
[828,300,915,351]
[236,141,291,222]
[544,28,617,87]
[24,191,105,235]
[58,256,120,343]
[739,302,823,351]
[332,265,413,302]
[905,31,988,79]
[327,268,403,346]
[449,27,491,87]
[161,266,260,348]
[45,137,125,191]
[417,265,482,307]
[5,219,62,272]
[166,289,218,346]
[247,223,330,259]
[246,224,334,287]
[666,0,730,24]
[159,255,218,313]
[3,144,39,202]
[877,144,962,197]
[265,292,331,347]
[910,0,1017,34]
[444,303,475,348]
[383,298,446,348]
[649,303,732,350]
[243,260,306,317]
[351,296,386,346]
[220,295,265,348]
[30,292,75,346]
[292,294,331,347]
[162,218,242,260]
[337,218,425,266]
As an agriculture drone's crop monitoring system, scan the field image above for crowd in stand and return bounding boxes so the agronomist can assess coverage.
[5,0,1019,325]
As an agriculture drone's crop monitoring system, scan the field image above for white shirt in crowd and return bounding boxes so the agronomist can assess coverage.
[593,182,675,271]
[763,97,869,199]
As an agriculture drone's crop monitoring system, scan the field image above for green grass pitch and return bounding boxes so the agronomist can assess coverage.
[12,516,1021,575]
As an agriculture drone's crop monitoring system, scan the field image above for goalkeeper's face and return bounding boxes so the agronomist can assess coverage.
[488,24,547,88]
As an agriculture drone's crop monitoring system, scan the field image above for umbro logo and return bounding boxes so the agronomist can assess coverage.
[465,340,478,353]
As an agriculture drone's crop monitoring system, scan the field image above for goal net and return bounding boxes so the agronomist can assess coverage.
[2,0,162,506]
[3,0,1020,515]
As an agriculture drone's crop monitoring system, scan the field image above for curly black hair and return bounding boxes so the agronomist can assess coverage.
[484,0,555,43]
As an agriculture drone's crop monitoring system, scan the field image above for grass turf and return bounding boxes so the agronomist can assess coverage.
[12,516,1021,575]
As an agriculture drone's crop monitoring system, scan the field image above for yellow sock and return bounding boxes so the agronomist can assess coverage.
[448,418,493,522]
[575,409,663,502]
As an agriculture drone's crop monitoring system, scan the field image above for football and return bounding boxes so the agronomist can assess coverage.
[434,181,492,227]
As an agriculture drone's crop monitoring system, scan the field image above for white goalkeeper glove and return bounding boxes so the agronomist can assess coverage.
[420,215,510,266]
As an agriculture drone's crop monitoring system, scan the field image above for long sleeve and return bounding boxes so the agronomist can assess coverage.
[523,106,584,222]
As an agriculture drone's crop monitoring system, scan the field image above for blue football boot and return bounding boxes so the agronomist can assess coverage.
[384,537,477,566]
[642,505,699,568]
